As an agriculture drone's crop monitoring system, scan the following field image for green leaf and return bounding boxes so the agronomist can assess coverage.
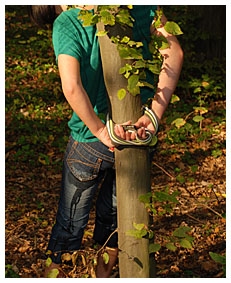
[46,257,52,268]
[171,118,186,128]
[170,94,180,104]
[191,165,198,173]
[127,74,140,96]
[47,268,59,278]
[100,10,115,26]
[209,252,226,265]
[96,30,108,37]
[133,222,145,231]
[149,243,161,253]
[159,39,170,50]
[139,192,152,204]
[193,106,208,114]
[117,89,126,100]
[126,229,147,239]
[211,149,223,158]
[179,239,193,249]
[103,252,110,264]
[164,21,183,35]
[173,226,191,238]
[121,36,130,43]
[137,81,154,89]
[166,242,177,251]
[147,63,160,75]
[134,60,146,68]
[119,67,126,74]
[193,115,204,122]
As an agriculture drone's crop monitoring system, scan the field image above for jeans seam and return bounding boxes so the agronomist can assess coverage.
[82,143,114,163]
[67,140,78,161]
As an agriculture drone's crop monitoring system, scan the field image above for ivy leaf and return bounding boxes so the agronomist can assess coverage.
[139,192,152,204]
[121,36,130,43]
[173,226,191,238]
[116,9,134,27]
[100,10,115,26]
[170,94,180,104]
[147,63,160,75]
[46,257,52,268]
[149,243,161,253]
[171,118,186,128]
[166,242,177,251]
[133,222,145,231]
[127,74,140,96]
[209,252,226,265]
[134,60,145,68]
[103,252,110,264]
[164,21,183,35]
[126,229,147,239]
[78,10,96,26]
[193,106,208,114]
[193,115,204,122]
[137,81,154,89]
[118,47,133,59]
[117,88,126,100]
[179,239,193,249]
[47,268,59,278]
[96,30,108,37]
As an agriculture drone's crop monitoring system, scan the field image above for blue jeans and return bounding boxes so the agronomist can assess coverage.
[47,136,116,264]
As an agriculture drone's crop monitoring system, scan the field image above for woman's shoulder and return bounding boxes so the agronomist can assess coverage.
[53,8,80,30]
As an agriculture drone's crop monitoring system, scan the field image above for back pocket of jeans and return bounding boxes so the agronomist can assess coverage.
[66,141,102,181]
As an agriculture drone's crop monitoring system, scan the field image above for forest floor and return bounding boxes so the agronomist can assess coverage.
[5,101,226,278]
[5,5,226,279]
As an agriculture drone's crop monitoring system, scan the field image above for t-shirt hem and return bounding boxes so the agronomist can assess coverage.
[70,132,100,143]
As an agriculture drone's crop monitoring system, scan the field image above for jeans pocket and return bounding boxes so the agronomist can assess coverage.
[66,141,102,181]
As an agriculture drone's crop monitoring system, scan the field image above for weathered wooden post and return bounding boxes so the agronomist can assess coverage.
[96,9,151,278]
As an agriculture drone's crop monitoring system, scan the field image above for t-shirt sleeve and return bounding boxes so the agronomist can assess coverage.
[52,17,82,63]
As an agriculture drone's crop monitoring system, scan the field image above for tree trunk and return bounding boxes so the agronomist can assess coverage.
[97,19,151,277]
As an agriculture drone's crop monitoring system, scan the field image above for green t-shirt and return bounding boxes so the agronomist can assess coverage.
[52,6,157,143]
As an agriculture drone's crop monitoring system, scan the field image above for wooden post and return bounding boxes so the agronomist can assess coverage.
[97,18,151,278]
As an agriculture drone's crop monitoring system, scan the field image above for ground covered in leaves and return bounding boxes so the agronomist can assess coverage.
[5,101,226,278]
[5,5,226,278]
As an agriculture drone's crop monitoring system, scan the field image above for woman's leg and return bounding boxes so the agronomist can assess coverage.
[45,137,115,276]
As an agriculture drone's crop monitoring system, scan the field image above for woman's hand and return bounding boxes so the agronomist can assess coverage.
[114,116,154,141]
[95,125,115,148]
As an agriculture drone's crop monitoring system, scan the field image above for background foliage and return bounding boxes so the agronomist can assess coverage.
[5,5,225,278]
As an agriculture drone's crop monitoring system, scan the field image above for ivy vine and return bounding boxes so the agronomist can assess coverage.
[75,5,183,101]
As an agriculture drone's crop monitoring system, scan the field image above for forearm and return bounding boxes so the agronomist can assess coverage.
[63,84,105,137]
[151,12,184,121]
[152,42,183,121]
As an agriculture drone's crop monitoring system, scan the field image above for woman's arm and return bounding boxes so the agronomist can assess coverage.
[58,54,114,147]
[150,8,184,121]
[115,8,184,140]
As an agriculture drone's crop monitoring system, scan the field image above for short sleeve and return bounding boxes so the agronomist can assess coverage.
[52,14,82,63]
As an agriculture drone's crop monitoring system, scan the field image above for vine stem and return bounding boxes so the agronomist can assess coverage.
[96,228,118,255]
[152,161,174,179]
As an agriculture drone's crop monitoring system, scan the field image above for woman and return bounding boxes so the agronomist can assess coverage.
[28,5,183,278]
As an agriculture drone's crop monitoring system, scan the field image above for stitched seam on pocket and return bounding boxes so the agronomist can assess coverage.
[67,140,78,161]
[82,143,114,163]
[93,158,102,176]
[68,159,97,169]
[75,146,97,166]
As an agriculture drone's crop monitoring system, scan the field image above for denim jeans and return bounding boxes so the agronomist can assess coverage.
[47,135,117,264]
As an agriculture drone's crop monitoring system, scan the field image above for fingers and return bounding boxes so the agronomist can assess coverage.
[114,124,132,141]
[137,127,147,139]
